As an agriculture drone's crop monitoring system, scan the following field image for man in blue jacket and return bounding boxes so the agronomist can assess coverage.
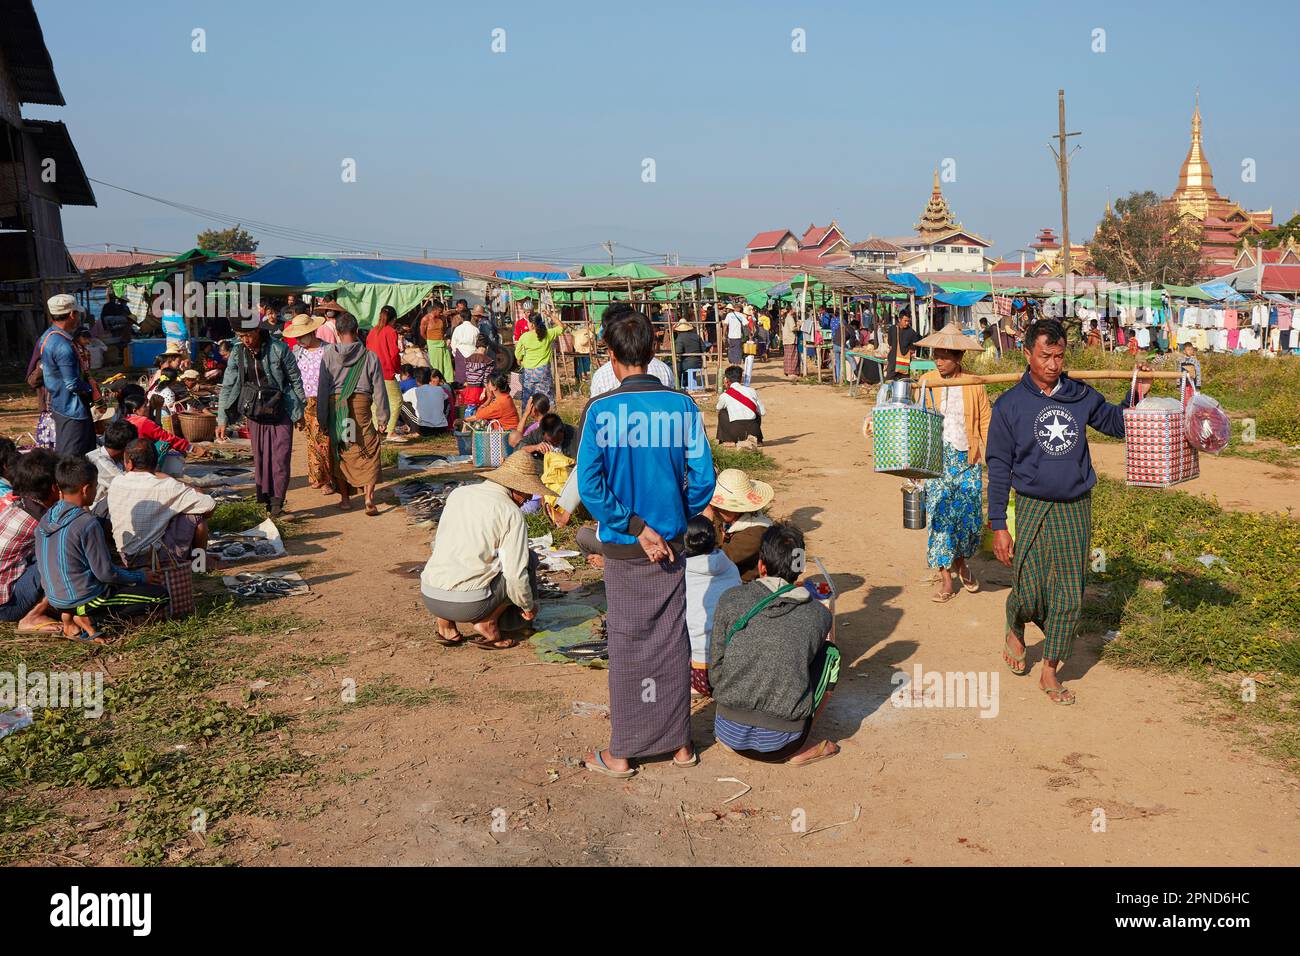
[986,318,1146,705]
[576,303,715,778]
[39,294,96,457]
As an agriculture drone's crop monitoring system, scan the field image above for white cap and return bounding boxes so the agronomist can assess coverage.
[47,293,79,316]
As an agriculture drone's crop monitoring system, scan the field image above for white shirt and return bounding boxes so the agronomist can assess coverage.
[717,382,765,422]
[421,480,533,613]
[450,319,479,358]
[940,386,967,451]
[107,470,216,558]
[725,312,745,340]
[589,357,674,397]
[86,446,124,518]
[403,384,448,428]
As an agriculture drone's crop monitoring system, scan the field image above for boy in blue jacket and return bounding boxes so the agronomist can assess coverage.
[986,318,1148,705]
[35,456,168,644]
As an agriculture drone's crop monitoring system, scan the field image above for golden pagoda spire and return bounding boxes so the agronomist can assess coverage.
[915,169,957,237]
[1174,91,1221,216]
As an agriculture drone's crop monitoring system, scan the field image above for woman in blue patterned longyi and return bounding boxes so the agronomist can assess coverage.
[911,324,992,602]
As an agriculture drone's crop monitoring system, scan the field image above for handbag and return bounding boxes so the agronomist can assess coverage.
[238,346,284,424]
[27,328,70,390]
[472,421,508,468]
[153,546,195,617]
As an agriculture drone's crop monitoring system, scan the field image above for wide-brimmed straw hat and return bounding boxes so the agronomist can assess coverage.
[674,320,693,332]
[180,369,201,381]
[313,300,348,315]
[154,345,187,364]
[482,450,552,499]
[282,312,325,338]
[710,468,775,513]
[914,322,984,352]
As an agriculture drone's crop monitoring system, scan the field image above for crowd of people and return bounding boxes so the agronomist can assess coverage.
[3,277,1154,778]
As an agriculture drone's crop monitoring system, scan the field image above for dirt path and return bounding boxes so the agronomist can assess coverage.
[99,369,1300,865]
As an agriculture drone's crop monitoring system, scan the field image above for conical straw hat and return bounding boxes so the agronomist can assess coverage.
[914,322,984,351]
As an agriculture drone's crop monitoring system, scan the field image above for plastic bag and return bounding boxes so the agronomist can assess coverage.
[1184,392,1230,454]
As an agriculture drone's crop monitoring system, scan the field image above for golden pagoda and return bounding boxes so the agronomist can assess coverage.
[1167,94,1273,268]
[914,168,958,237]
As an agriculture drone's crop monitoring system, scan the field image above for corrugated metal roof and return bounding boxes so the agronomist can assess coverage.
[0,0,65,106]
[22,120,94,205]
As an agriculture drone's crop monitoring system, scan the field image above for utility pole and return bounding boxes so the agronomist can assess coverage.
[602,240,616,265]
[1048,89,1082,291]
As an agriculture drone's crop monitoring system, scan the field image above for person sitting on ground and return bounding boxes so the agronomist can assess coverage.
[420,450,549,650]
[508,394,551,450]
[522,412,578,522]
[397,363,419,395]
[115,386,188,477]
[703,468,775,582]
[457,373,520,431]
[0,437,18,498]
[708,522,840,765]
[36,454,168,644]
[0,449,61,633]
[107,438,215,570]
[400,366,451,435]
[87,419,139,521]
[716,364,766,448]
[685,514,741,698]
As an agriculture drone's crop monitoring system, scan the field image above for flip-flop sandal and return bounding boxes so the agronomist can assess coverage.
[1043,685,1076,705]
[931,590,957,603]
[792,740,840,767]
[63,629,108,645]
[672,750,700,768]
[584,750,637,779]
[1003,634,1028,676]
[435,633,467,647]
[959,570,980,593]
[471,636,518,651]
[365,503,380,516]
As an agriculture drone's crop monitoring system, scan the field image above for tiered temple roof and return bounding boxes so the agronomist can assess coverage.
[914,169,959,237]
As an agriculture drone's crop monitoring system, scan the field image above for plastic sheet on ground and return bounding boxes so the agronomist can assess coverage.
[207,518,286,563]
[397,453,473,471]
[528,603,606,668]
[184,463,255,488]
[222,571,309,601]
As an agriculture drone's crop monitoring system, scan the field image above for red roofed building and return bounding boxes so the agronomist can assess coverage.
[731,221,850,269]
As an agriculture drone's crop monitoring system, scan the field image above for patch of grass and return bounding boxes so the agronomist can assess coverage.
[710,440,776,474]
[1083,476,1300,769]
[0,601,317,865]
[352,674,456,709]
[209,498,272,534]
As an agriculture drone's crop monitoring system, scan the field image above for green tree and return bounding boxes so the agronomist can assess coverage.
[196,225,259,254]
[1249,213,1300,250]
[1087,190,1204,284]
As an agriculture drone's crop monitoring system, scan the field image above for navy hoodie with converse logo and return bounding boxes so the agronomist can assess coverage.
[985,369,1133,531]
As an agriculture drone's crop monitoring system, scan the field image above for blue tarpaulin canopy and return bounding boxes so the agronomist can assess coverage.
[887,272,937,297]
[236,257,461,288]
[1198,281,1246,302]
[933,289,989,306]
[495,270,570,281]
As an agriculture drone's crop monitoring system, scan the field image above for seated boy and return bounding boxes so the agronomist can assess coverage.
[708,522,840,765]
[35,455,168,643]
[716,364,765,448]
[684,515,741,697]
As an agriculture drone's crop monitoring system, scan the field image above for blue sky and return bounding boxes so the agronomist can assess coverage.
[32,0,1300,264]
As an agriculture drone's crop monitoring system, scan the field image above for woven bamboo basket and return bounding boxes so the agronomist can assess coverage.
[177,410,217,443]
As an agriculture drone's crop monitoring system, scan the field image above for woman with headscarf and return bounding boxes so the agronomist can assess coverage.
[316,310,388,516]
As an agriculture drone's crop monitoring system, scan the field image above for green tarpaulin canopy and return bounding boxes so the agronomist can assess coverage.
[578,263,667,279]
[1162,284,1215,301]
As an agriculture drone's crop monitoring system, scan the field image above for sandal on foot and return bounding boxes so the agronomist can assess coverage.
[63,629,108,645]
[435,632,467,647]
[672,750,699,768]
[471,636,518,651]
[1003,634,1028,676]
[1042,685,1076,705]
[364,502,379,516]
[16,622,63,635]
[959,569,979,593]
[584,750,637,778]
[791,740,840,767]
[931,590,956,603]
